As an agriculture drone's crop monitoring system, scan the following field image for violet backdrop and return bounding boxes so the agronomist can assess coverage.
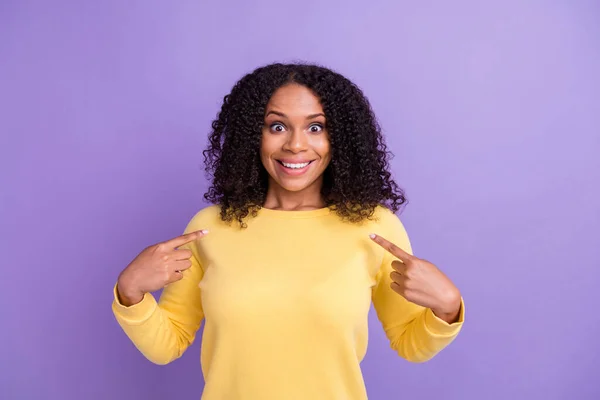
[1,1,599,399]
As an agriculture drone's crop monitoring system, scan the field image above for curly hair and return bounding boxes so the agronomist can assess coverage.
[203,62,407,227]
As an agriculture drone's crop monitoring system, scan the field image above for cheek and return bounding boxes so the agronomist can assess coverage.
[260,132,274,161]
[313,135,331,160]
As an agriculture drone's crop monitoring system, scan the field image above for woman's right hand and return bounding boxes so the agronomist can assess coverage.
[116,229,209,306]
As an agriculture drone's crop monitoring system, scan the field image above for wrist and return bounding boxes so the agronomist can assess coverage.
[116,278,144,307]
[432,290,462,324]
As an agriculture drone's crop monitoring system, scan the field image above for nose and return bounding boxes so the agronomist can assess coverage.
[283,129,308,153]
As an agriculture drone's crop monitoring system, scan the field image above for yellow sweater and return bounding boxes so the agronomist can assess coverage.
[112,205,464,399]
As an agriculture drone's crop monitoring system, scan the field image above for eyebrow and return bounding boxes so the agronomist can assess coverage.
[265,110,325,120]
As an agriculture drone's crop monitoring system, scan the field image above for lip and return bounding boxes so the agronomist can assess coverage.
[275,159,315,176]
[277,159,314,164]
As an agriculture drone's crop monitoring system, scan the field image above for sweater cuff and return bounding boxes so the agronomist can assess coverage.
[423,297,465,336]
[111,283,157,324]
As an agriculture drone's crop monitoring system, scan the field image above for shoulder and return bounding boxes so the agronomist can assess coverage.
[369,205,412,251]
[182,204,224,233]
[370,205,406,229]
[346,204,409,238]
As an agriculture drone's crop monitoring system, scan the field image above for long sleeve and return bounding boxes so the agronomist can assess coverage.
[111,224,205,365]
[371,210,465,363]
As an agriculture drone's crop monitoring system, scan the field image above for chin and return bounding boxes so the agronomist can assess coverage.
[277,179,315,193]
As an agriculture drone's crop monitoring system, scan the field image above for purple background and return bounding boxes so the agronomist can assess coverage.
[2,1,599,399]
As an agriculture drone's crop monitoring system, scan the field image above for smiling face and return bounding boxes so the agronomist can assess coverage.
[260,83,332,199]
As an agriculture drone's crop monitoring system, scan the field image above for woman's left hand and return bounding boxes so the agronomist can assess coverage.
[370,234,462,324]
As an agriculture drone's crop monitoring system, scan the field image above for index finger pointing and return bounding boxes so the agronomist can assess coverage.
[167,229,209,248]
[369,233,412,262]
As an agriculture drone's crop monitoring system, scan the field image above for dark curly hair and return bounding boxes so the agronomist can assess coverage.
[203,62,406,227]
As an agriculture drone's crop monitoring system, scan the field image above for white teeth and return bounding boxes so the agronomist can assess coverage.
[282,162,310,169]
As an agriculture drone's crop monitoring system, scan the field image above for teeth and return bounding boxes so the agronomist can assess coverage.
[282,161,310,169]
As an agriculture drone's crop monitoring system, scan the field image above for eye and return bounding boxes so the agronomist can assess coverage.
[309,124,323,133]
[270,123,286,132]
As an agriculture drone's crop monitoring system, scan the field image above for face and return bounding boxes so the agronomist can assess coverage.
[260,84,331,194]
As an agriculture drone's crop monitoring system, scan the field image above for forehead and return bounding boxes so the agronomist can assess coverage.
[266,84,323,115]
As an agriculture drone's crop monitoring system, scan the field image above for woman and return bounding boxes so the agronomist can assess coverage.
[112,63,465,399]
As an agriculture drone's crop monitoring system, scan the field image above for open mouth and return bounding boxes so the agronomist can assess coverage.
[275,159,316,175]
[276,160,315,169]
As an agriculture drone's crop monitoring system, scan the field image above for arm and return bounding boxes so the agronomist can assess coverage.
[371,211,465,363]
[111,227,205,365]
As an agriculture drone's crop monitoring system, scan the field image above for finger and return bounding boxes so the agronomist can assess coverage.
[172,259,193,272]
[167,270,185,285]
[390,270,404,284]
[390,281,406,297]
[391,260,407,274]
[167,229,209,249]
[369,234,413,262]
[172,248,193,261]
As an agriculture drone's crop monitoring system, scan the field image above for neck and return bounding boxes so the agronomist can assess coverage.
[263,178,325,211]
